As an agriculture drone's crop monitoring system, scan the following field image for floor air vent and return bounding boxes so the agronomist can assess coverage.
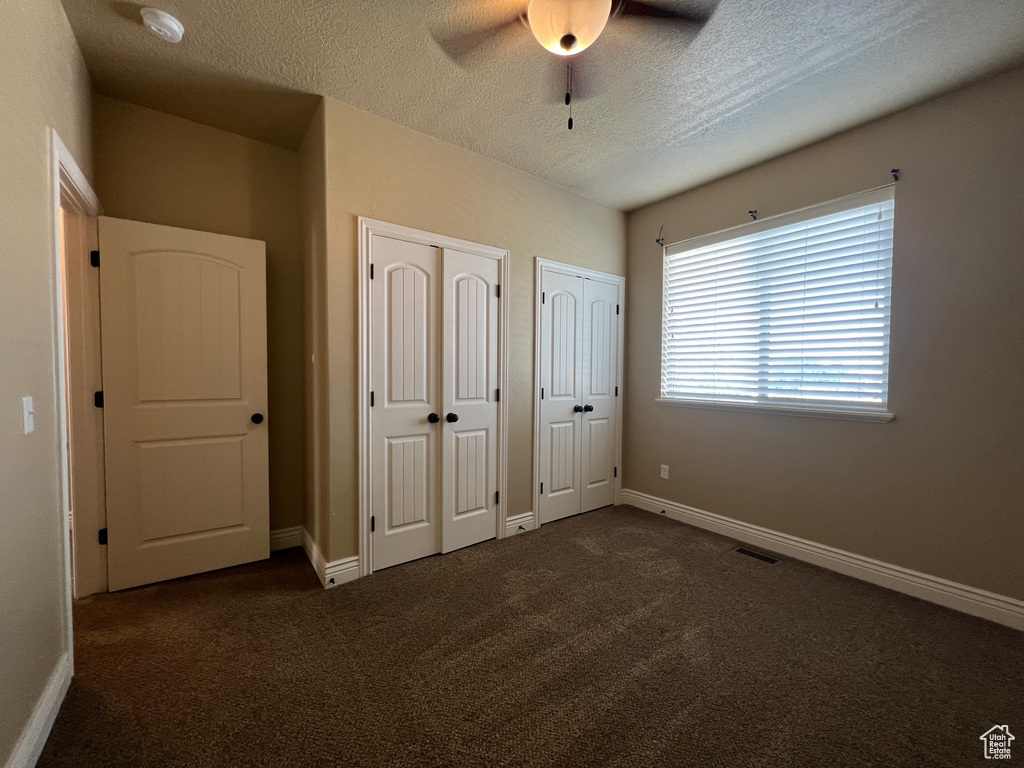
[733,547,779,564]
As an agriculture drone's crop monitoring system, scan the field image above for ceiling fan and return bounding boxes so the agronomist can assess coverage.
[433,0,711,128]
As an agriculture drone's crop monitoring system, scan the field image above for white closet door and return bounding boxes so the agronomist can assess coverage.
[440,249,499,553]
[370,236,442,570]
[538,270,585,524]
[581,278,619,512]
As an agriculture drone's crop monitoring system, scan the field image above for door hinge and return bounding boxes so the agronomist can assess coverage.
[495,388,500,402]
[90,250,100,268]
[495,490,500,505]
[542,291,546,304]
[98,528,108,545]
[541,387,544,400]
[540,482,544,494]
[616,304,620,315]
[370,391,374,407]
[615,386,619,397]
[614,466,618,478]
[371,515,375,532]
[370,263,374,280]
[93,390,104,408]
[496,284,501,298]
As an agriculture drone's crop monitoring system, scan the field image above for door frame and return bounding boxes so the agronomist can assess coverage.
[532,258,625,529]
[357,218,510,576]
[50,129,102,661]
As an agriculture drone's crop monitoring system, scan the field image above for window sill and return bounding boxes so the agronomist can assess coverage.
[655,398,895,423]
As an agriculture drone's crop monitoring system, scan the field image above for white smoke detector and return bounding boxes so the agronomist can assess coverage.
[140,8,185,43]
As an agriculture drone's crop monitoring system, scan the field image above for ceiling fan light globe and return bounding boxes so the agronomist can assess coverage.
[527,0,611,56]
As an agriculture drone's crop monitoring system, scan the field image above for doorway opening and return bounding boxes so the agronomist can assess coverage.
[51,132,274,604]
[50,130,103,652]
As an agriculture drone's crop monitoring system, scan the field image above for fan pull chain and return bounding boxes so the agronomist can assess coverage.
[566,63,574,130]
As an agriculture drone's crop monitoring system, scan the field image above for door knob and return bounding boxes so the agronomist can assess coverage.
[583,404,594,412]
[251,413,264,424]
[573,404,584,413]
[427,412,440,423]
[446,412,459,423]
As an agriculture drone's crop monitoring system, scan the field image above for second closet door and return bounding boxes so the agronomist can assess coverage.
[538,265,621,526]
[371,235,500,570]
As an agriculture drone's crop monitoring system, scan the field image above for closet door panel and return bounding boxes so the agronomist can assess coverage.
[581,278,619,512]
[538,270,585,524]
[441,249,499,553]
[370,236,442,570]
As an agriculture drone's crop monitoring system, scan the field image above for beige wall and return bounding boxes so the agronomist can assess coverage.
[92,96,307,531]
[299,101,330,549]
[319,98,626,560]
[625,67,1024,601]
[0,0,92,761]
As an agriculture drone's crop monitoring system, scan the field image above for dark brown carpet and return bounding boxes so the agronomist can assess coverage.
[42,506,1023,767]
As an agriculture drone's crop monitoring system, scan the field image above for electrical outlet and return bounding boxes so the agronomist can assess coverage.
[22,396,34,434]
[660,464,669,480]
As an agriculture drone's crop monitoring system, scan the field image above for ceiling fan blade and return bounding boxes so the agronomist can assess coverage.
[431,15,528,65]
[613,1,710,24]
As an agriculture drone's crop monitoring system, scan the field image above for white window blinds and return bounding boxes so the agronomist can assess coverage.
[661,186,895,417]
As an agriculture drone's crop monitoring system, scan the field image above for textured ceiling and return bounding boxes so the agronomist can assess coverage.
[62,0,1024,209]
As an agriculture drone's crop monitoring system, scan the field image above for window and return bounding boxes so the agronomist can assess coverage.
[660,186,895,421]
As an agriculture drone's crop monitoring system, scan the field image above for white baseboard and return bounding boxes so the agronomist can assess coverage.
[301,527,327,586]
[505,512,535,536]
[301,527,360,589]
[620,489,1024,632]
[6,652,72,768]
[322,555,360,587]
[269,526,304,552]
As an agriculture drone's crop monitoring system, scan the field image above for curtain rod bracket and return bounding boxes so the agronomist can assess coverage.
[891,168,900,181]
[748,210,757,220]
[655,225,665,247]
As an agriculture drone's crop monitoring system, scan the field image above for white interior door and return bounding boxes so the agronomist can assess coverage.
[538,271,585,525]
[370,235,442,570]
[441,248,499,553]
[99,216,269,591]
[581,278,619,512]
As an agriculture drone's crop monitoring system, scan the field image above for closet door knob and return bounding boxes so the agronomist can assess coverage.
[251,413,264,424]
[583,404,594,412]
[446,412,459,423]
[427,413,440,423]
[573,404,584,413]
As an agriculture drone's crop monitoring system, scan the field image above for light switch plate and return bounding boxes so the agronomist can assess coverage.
[22,396,34,434]
[660,464,669,479]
